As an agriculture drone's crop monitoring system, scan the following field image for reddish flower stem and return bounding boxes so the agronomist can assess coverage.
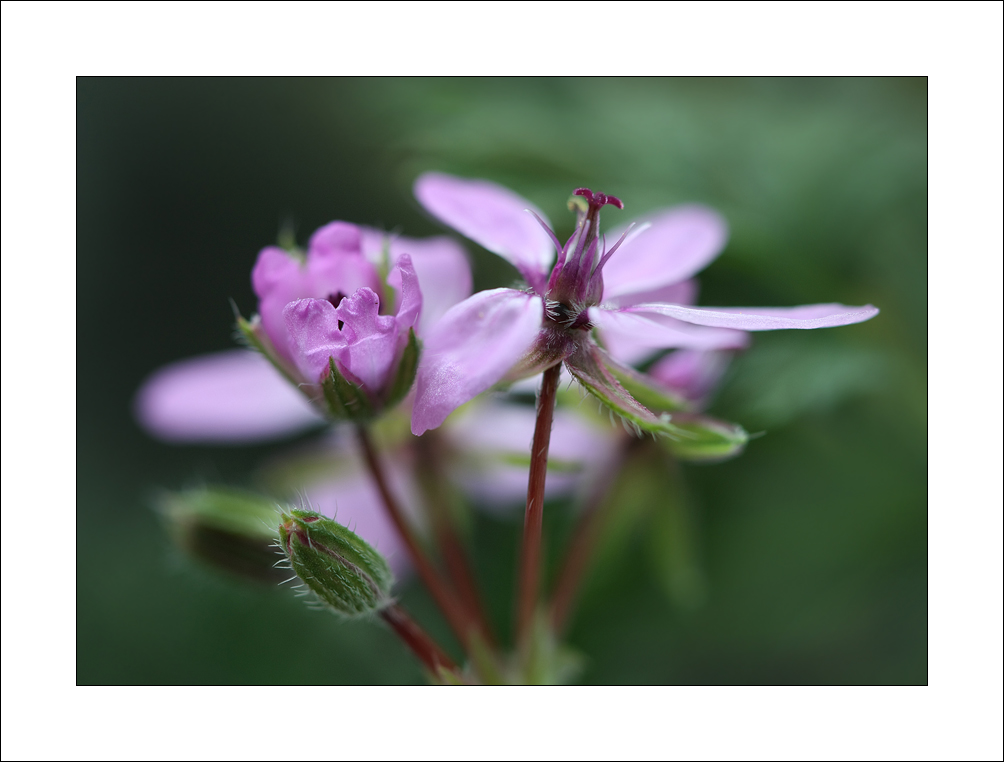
[515,363,563,648]
[355,425,477,655]
[380,603,462,681]
[548,435,634,635]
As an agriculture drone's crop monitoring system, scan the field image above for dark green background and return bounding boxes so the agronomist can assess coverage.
[77,78,926,684]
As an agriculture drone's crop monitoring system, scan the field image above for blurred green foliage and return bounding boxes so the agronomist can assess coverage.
[77,77,925,684]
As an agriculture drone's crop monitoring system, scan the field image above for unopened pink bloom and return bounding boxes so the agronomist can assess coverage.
[283,254,421,392]
[410,173,879,435]
[253,221,469,364]
[135,223,471,444]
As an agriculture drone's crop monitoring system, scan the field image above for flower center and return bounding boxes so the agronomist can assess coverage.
[327,291,348,330]
[543,187,624,312]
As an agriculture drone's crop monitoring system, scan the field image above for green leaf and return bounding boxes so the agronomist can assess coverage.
[660,413,748,463]
[382,328,420,409]
[564,340,682,437]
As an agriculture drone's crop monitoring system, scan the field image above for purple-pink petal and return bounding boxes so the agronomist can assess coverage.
[414,172,554,293]
[251,247,312,363]
[284,292,401,390]
[445,401,618,509]
[648,349,731,408]
[590,307,750,363]
[386,254,422,334]
[625,302,881,330]
[359,228,472,334]
[134,349,324,444]
[601,205,728,302]
[283,298,350,383]
[333,290,400,390]
[251,224,382,364]
[411,289,544,435]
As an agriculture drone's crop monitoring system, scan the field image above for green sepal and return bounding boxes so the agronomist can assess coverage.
[278,508,394,618]
[564,341,683,437]
[157,487,286,584]
[660,413,748,463]
[601,349,691,413]
[234,312,303,388]
[321,357,375,422]
[382,328,421,409]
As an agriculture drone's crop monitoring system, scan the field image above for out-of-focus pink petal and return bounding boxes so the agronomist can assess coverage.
[445,401,618,509]
[134,349,324,444]
[590,307,750,363]
[603,278,698,310]
[304,469,414,578]
[414,172,554,293]
[386,254,422,333]
[625,302,881,330]
[360,228,472,333]
[411,289,544,435]
[648,349,731,408]
[601,206,728,301]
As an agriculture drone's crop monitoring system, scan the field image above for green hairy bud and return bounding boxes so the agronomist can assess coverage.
[278,508,394,617]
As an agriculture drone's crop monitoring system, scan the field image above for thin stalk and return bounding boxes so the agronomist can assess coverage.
[355,425,477,654]
[548,435,634,635]
[380,603,463,682]
[416,431,497,646]
[515,362,563,648]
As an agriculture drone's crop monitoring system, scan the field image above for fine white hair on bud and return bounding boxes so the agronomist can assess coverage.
[278,508,394,617]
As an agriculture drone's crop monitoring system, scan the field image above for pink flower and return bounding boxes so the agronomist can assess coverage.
[135,222,472,442]
[409,173,879,435]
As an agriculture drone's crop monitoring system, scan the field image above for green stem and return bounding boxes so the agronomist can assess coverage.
[548,435,634,635]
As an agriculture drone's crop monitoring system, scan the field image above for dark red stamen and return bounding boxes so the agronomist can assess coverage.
[574,188,624,210]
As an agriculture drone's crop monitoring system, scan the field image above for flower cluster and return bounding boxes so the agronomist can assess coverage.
[134,172,878,684]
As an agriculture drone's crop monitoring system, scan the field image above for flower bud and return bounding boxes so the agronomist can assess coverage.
[158,488,284,583]
[278,508,394,617]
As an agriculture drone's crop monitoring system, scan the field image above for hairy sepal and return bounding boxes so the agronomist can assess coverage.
[278,508,394,618]
[382,328,420,410]
[235,313,302,387]
[660,413,748,462]
[564,341,682,437]
[322,356,375,422]
[596,346,692,413]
